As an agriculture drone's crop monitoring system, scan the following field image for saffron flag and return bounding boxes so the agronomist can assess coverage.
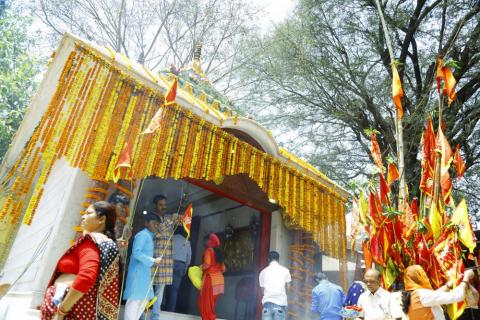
[436,127,454,205]
[420,117,436,196]
[451,199,476,253]
[362,241,373,269]
[143,77,178,134]
[392,64,404,118]
[182,203,193,240]
[113,142,132,183]
[370,133,383,172]
[387,162,399,185]
[436,58,457,105]
[453,145,466,180]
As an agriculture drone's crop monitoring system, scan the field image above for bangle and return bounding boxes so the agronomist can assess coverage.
[57,304,69,316]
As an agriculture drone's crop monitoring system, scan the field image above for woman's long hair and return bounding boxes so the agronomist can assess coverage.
[213,247,225,264]
[401,291,411,314]
[93,201,117,241]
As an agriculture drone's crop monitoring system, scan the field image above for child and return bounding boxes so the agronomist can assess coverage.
[123,213,162,320]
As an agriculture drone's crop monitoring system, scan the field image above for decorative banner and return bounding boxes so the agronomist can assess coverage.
[0,43,347,259]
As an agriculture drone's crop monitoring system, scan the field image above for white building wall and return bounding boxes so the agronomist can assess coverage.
[269,210,292,267]
[0,159,91,319]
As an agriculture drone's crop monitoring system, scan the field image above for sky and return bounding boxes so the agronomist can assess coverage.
[253,0,295,30]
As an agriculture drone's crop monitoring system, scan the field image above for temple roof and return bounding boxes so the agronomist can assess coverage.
[56,33,349,199]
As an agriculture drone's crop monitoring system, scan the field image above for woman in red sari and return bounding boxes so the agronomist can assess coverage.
[41,201,119,320]
[198,233,226,320]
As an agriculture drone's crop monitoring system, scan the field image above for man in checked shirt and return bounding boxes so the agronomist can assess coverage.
[149,194,189,320]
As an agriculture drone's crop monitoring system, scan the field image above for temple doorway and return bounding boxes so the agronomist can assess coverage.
[125,177,272,319]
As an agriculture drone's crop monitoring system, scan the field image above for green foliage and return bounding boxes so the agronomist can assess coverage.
[0,8,41,162]
[236,0,480,223]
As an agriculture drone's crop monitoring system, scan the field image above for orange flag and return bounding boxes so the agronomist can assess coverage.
[362,241,373,270]
[436,128,453,205]
[387,162,399,185]
[182,203,193,240]
[453,145,466,180]
[420,117,436,196]
[143,77,178,134]
[392,64,404,118]
[436,58,457,105]
[370,133,383,172]
[379,174,390,206]
[113,142,132,183]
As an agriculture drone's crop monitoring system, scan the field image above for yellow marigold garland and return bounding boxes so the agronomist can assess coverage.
[0,42,348,259]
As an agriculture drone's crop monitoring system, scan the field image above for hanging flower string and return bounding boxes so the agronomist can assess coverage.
[0,43,347,259]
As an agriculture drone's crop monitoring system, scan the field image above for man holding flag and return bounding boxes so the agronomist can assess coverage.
[148,196,192,318]
[166,226,192,312]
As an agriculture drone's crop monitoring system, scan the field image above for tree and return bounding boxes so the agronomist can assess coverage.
[237,0,480,222]
[0,3,42,162]
[34,0,261,96]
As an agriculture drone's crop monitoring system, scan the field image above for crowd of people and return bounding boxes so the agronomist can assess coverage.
[37,196,478,320]
[39,195,226,320]
[258,254,478,320]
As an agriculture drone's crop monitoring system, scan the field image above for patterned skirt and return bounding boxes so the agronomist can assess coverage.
[41,285,97,319]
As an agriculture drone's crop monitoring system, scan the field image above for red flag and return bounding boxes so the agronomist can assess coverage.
[182,203,193,240]
[370,234,386,267]
[368,192,384,227]
[113,142,132,183]
[387,162,399,185]
[370,133,383,171]
[143,77,178,134]
[436,127,453,204]
[411,198,419,220]
[379,174,390,205]
[420,117,436,196]
[392,64,404,118]
[415,234,431,266]
[164,77,178,106]
[453,145,466,180]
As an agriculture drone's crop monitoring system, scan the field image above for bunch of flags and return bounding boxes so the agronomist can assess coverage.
[355,58,476,320]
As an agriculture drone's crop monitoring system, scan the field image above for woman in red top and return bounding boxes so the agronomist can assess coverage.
[198,233,226,320]
[41,201,119,320]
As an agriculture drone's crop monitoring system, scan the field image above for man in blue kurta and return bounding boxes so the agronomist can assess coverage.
[311,272,345,320]
[123,213,162,320]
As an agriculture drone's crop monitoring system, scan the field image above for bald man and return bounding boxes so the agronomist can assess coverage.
[356,269,403,320]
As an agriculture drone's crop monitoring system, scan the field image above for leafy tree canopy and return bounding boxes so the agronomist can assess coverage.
[237,0,480,223]
[0,2,42,162]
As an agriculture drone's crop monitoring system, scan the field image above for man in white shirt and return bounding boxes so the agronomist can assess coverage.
[357,269,403,320]
[259,251,292,320]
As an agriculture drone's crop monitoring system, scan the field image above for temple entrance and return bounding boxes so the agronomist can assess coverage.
[126,177,272,319]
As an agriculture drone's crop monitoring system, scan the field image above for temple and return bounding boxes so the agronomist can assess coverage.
[0,33,350,319]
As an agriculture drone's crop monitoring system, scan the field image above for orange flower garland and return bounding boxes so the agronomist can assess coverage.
[0,42,347,260]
